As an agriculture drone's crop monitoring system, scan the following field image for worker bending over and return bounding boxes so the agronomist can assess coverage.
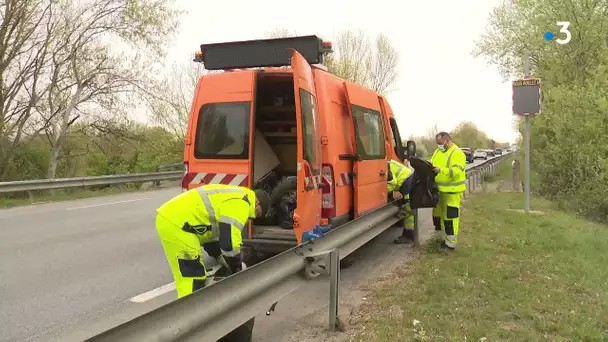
[387,158,416,244]
[430,132,467,252]
[155,184,270,298]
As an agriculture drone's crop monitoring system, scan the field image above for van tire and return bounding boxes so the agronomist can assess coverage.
[270,176,297,230]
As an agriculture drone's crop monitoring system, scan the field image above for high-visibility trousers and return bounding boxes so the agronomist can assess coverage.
[432,192,463,248]
[403,202,415,231]
[155,214,212,298]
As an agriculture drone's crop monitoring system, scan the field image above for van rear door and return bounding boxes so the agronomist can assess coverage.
[183,71,256,190]
[289,49,322,242]
[343,81,389,216]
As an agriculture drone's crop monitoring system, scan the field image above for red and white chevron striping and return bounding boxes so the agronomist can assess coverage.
[336,173,352,187]
[187,172,352,188]
[305,175,323,188]
[189,172,249,186]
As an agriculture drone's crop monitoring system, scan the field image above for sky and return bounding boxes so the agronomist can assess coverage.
[160,0,519,144]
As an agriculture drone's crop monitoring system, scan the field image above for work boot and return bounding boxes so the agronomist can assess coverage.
[394,229,414,244]
[433,217,442,231]
[439,241,455,253]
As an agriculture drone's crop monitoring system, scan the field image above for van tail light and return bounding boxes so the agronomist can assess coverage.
[321,164,336,218]
[181,162,196,191]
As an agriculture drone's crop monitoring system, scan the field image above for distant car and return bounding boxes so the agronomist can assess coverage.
[474,149,487,160]
[486,149,495,157]
[506,149,512,153]
[494,148,503,155]
[460,147,475,163]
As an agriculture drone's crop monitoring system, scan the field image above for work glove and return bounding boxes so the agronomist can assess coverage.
[218,254,242,275]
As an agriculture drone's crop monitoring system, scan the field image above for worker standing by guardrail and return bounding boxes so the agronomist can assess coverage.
[430,132,467,252]
[386,158,416,244]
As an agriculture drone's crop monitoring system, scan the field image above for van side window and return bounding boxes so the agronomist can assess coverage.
[194,102,251,159]
[352,105,386,160]
[389,118,403,158]
[299,89,320,174]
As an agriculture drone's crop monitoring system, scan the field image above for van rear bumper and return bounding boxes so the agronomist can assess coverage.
[243,213,352,255]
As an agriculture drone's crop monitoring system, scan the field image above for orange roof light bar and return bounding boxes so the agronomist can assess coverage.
[193,50,204,62]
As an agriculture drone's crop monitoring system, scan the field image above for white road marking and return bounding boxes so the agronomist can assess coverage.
[65,198,150,211]
[129,282,176,303]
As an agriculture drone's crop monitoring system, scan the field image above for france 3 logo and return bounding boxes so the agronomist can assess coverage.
[544,21,571,45]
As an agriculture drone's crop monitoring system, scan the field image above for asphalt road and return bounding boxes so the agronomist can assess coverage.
[0,156,496,342]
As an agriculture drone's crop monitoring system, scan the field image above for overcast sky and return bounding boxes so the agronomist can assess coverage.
[160,0,518,143]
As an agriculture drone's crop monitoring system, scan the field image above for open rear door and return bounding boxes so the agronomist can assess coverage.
[343,81,389,216]
[290,49,322,243]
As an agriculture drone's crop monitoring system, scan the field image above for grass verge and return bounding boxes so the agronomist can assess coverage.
[350,191,608,341]
[0,185,152,208]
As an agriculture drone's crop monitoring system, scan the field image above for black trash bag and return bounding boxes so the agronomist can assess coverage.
[408,157,440,209]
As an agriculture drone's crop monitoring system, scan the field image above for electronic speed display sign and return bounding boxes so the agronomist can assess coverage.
[512,78,542,116]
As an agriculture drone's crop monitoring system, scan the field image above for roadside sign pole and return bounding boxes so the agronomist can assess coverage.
[523,50,531,212]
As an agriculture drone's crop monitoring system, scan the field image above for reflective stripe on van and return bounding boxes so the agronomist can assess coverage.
[305,175,323,188]
[189,172,249,186]
[337,173,353,187]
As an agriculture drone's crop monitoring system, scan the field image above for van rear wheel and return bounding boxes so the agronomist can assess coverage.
[270,176,297,230]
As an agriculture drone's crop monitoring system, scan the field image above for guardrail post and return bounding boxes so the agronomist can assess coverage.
[119,184,125,193]
[154,166,161,186]
[512,159,521,191]
[328,248,340,332]
[471,171,477,192]
[413,209,420,248]
[28,191,34,203]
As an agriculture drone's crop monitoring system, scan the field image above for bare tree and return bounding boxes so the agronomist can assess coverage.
[41,0,179,179]
[324,30,373,88]
[366,34,398,94]
[146,61,205,139]
[267,28,399,95]
[264,28,297,39]
[0,0,55,179]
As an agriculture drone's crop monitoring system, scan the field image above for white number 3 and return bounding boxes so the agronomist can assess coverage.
[556,21,571,45]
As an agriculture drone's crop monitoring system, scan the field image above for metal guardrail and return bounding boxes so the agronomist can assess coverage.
[86,153,511,342]
[0,162,184,199]
[0,171,184,194]
[156,163,183,172]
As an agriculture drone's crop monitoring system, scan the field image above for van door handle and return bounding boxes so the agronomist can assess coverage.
[379,170,386,177]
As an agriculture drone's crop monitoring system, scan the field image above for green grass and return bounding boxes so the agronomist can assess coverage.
[486,154,516,182]
[351,191,608,341]
[0,185,148,208]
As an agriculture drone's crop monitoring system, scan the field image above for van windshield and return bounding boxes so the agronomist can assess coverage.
[194,102,251,159]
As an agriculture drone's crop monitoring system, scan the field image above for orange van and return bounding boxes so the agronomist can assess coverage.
[181,35,409,258]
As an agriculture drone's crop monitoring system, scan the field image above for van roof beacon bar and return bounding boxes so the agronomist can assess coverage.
[193,35,333,70]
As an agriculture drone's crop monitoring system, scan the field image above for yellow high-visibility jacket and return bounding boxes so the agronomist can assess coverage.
[156,184,257,257]
[387,159,414,195]
[430,144,466,193]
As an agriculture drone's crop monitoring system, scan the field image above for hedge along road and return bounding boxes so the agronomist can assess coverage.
[0,157,495,342]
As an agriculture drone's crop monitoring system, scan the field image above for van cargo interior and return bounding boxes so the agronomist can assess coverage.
[251,72,298,241]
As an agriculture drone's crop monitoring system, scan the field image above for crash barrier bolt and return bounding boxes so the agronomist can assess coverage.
[328,249,340,332]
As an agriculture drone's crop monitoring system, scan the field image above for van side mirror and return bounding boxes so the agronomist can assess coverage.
[405,140,416,159]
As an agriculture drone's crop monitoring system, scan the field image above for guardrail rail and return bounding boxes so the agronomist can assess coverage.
[0,163,184,202]
[82,153,511,341]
